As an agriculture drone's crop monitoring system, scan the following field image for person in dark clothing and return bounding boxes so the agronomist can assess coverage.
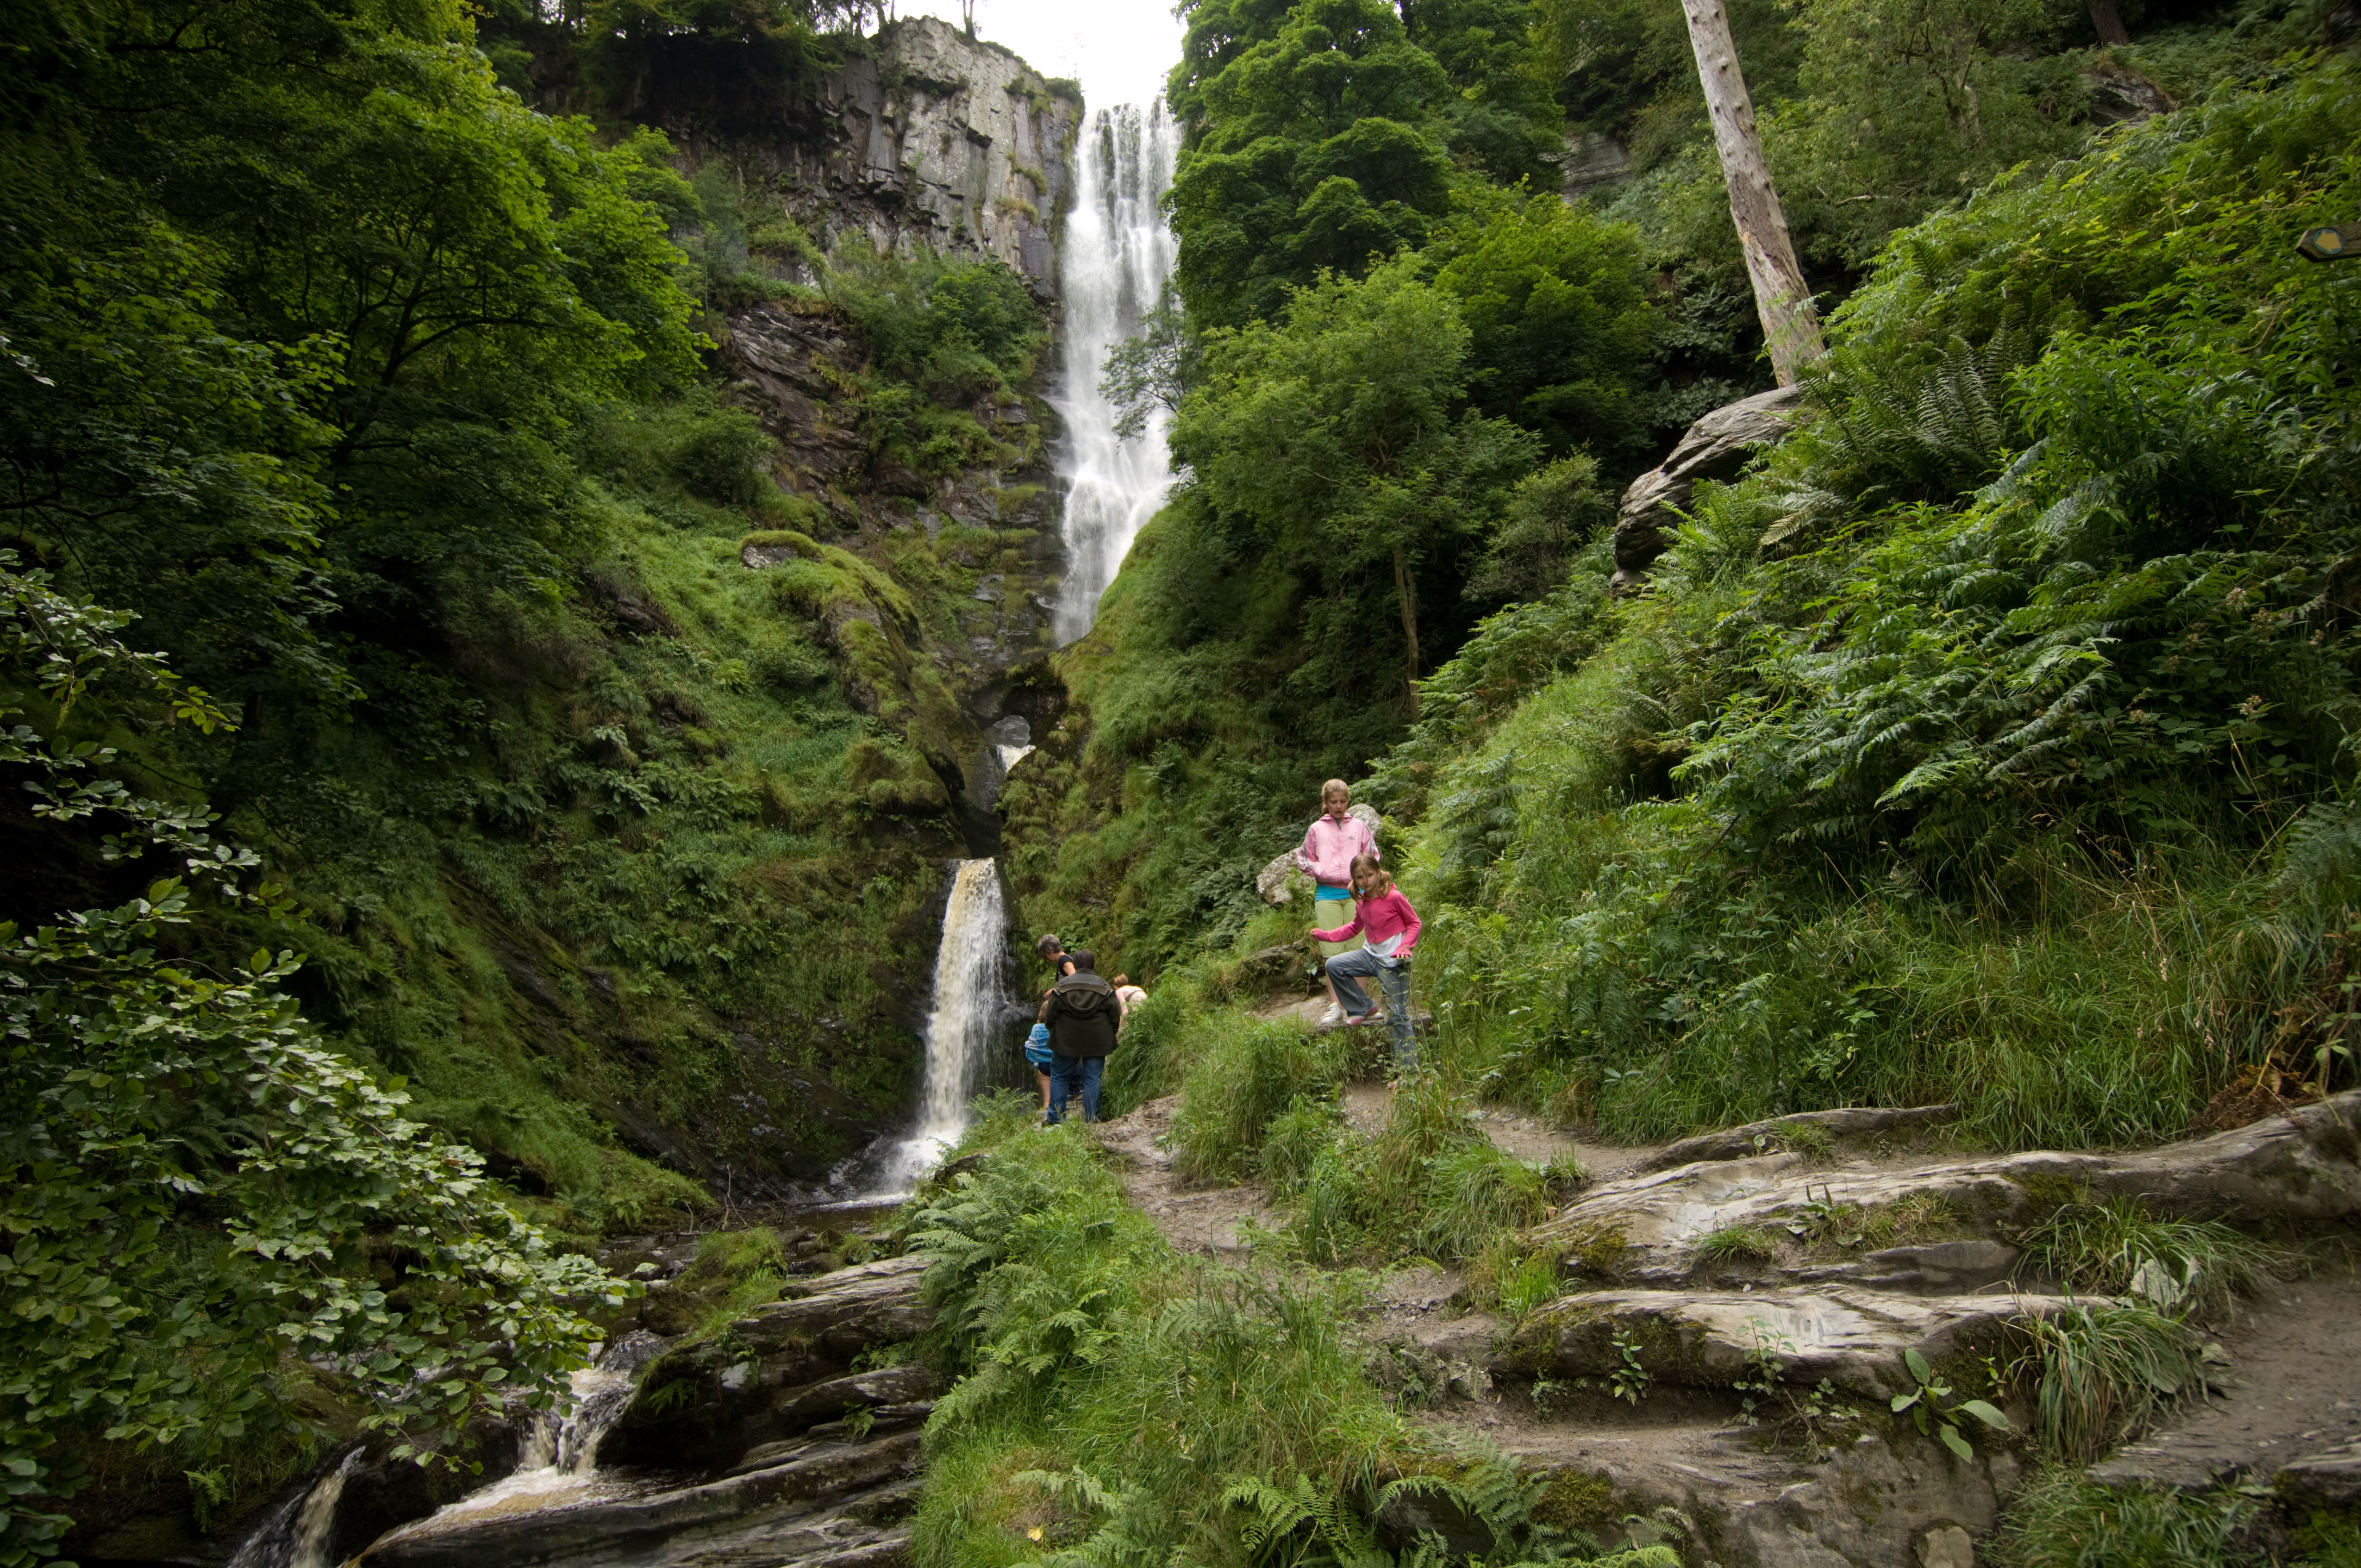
[1030,933,1078,1112]
[1038,947,1120,1124]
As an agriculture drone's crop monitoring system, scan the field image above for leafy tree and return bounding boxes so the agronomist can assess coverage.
[1171,260,1539,703]
[1431,199,1661,462]
[1167,0,1459,326]
[0,558,630,1566]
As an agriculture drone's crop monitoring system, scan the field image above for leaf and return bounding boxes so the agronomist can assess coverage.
[1955,1399,2010,1430]
[1939,1423,1974,1462]
[1890,1391,1919,1412]
[1903,1347,1933,1385]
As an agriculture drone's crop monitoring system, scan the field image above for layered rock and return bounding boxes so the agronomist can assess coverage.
[1609,384,1805,592]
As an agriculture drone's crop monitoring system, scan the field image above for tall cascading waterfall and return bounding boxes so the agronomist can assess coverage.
[1051,101,1183,644]
[873,857,1013,1193]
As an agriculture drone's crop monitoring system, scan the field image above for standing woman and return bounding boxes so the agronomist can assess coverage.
[1310,853,1423,1076]
[1295,779,1379,1025]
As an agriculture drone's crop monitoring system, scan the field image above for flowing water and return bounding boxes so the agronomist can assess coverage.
[227,1447,363,1568]
[871,857,1012,1194]
[1052,101,1182,644]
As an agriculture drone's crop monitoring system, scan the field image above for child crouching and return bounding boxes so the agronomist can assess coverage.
[1308,853,1422,1074]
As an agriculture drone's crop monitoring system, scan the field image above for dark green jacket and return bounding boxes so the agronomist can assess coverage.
[1042,973,1120,1058]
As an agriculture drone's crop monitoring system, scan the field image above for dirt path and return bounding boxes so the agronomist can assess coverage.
[2091,1257,2361,1493]
[1090,1095,1276,1261]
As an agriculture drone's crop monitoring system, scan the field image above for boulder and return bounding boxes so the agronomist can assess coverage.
[1631,1105,1960,1174]
[356,1429,924,1568]
[1502,1287,2081,1400]
[1610,385,1806,593]
[737,1253,936,1356]
[1529,1091,2361,1287]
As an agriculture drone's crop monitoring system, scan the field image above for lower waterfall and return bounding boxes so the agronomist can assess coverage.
[872,857,1012,1194]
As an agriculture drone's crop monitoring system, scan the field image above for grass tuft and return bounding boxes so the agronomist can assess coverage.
[2016,1301,2205,1463]
[2018,1198,2290,1315]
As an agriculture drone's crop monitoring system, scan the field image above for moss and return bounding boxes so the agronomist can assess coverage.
[1530,1468,1623,1531]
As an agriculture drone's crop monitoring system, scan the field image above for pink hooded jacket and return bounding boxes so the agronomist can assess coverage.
[1295,811,1378,890]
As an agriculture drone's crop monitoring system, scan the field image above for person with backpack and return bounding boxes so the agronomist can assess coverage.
[1310,853,1423,1074]
[1038,947,1120,1124]
[1030,933,1080,1113]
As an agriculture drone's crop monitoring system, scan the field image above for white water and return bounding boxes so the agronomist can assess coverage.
[362,1343,658,1549]
[1052,101,1182,644]
[228,1447,362,1568]
[873,858,1011,1193]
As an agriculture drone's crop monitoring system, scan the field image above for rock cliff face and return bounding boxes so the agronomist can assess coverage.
[801,20,1077,295]
[658,18,1079,298]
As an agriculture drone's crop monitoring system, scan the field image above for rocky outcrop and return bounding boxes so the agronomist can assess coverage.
[803,20,1077,295]
[1527,1090,2361,1287]
[1630,1103,1960,1174]
[1505,1287,2085,1401]
[1610,384,1805,593]
[349,1256,940,1568]
[1557,130,1632,200]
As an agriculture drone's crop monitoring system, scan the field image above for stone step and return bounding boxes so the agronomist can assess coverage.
[1499,1286,2083,1400]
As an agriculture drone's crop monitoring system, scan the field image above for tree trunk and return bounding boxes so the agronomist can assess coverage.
[1392,546,1421,715]
[2088,0,2132,45]
[1680,0,1826,386]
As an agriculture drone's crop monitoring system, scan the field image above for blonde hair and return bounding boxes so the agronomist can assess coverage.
[1321,778,1350,804]
[1349,852,1392,898]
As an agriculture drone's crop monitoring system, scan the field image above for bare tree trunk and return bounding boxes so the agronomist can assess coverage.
[2088,0,2132,45]
[1680,0,1826,386]
[1392,546,1421,715]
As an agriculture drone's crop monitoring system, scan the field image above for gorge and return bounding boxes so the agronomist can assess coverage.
[8,1,2361,1567]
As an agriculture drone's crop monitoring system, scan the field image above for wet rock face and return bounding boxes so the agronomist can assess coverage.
[350,1256,941,1568]
[606,1254,938,1473]
[684,18,1077,298]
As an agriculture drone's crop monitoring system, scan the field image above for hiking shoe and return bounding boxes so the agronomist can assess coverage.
[1318,1002,1345,1026]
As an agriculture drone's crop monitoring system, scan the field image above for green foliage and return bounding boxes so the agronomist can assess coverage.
[2016,1302,2204,1463]
[1889,1347,2010,1462]
[1169,1016,1348,1181]
[1374,61,2361,1148]
[0,562,629,1565]
[1994,1468,2263,1568]
[2019,1198,2289,1316]
[1289,1076,1551,1265]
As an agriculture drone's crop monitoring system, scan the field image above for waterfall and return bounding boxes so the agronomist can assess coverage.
[227,1448,362,1568]
[874,858,1012,1193]
[1052,101,1182,644]
[357,1334,664,1551]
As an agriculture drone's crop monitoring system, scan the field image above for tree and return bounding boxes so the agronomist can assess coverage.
[0,557,632,1565]
[1170,262,1538,706]
[1679,0,1825,383]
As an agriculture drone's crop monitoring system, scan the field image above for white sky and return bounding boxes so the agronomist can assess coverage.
[896,0,1185,113]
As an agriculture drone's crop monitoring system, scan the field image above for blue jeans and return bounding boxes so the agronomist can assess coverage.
[1046,1053,1104,1124]
[1325,949,1416,1071]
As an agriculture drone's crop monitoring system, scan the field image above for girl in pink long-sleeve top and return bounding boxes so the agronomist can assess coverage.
[1309,853,1423,1073]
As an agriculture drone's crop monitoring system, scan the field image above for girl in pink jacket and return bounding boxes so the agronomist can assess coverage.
[1310,853,1423,1073]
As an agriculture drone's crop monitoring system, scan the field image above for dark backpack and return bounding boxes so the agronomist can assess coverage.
[1044,974,1119,1059]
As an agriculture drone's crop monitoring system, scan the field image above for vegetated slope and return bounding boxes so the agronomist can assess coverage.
[1004,0,2336,988]
[2,0,1080,1551]
[1373,58,2361,1148]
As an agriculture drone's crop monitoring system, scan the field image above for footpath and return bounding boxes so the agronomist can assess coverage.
[1089,1081,2361,1568]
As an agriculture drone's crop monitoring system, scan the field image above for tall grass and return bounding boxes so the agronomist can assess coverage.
[2016,1303,2205,1463]
[2019,1198,2289,1314]
[1168,1015,1347,1183]
[905,1123,1424,1567]
[1993,1468,2260,1568]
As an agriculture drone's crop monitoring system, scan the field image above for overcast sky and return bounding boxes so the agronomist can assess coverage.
[896,0,1185,113]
